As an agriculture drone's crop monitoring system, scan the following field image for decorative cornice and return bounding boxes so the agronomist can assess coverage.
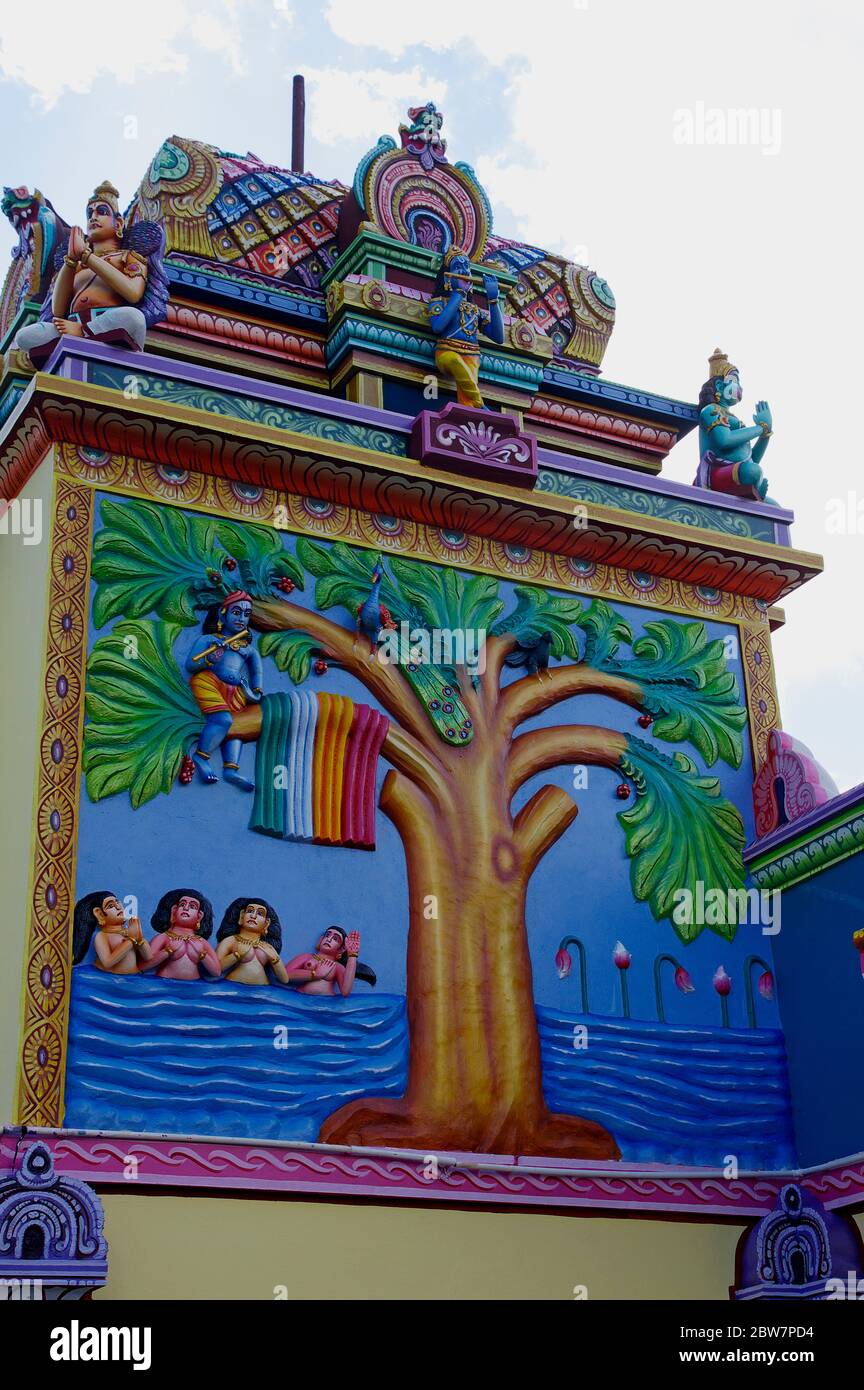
[0,373,823,602]
[543,366,699,434]
[746,794,864,891]
[165,256,327,324]
[159,301,326,370]
[6,338,788,538]
[86,361,407,458]
[324,314,546,396]
[529,396,675,458]
[537,468,777,543]
[3,1129,862,1217]
[326,274,552,364]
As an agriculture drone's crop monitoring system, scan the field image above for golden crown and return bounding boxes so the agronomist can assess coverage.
[708,347,738,380]
[88,180,120,214]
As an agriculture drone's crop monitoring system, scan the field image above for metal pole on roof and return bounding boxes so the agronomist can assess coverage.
[291,74,306,174]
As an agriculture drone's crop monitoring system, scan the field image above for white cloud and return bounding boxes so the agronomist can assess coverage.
[0,0,257,106]
[323,0,534,64]
[304,65,447,146]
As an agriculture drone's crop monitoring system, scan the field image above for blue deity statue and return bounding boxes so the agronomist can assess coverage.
[185,591,263,791]
[695,349,775,503]
[427,247,505,408]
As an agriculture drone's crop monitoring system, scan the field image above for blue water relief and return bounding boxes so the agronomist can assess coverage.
[65,968,408,1142]
[65,969,794,1168]
[539,1006,795,1169]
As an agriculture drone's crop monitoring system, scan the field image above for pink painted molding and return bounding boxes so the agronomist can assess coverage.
[4,1129,861,1217]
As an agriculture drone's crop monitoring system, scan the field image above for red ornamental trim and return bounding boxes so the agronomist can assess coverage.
[15,383,821,604]
[161,303,326,366]
[3,1130,840,1216]
[528,397,676,454]
[0,408,51,501]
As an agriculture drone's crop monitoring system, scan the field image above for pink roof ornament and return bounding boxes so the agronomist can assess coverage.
[752,729,838,838]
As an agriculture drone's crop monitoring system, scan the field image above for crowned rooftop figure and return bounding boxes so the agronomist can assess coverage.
[14,179,168,368]
[694,348,775,504]
[427,247,505,409]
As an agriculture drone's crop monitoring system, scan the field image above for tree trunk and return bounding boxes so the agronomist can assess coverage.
[318,747,620,1160]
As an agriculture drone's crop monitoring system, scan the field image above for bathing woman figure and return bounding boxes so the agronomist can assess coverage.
[72,891,152,973]
[285,927,376,997]
[216,898,293,985]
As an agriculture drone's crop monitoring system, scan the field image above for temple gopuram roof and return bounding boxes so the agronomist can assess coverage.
[0,102,823,608]
[124,122,616,373]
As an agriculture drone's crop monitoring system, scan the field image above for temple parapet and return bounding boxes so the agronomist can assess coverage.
[0,336,820,603]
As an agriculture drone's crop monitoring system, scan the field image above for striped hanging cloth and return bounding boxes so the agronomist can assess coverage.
[342,706,389,847]
[250,691,387,848]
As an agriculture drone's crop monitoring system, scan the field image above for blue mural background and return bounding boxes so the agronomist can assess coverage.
[65,494,794,1166]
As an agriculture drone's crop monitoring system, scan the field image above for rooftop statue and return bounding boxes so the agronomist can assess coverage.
[427,246,504,408]
[1,185,70,306]
[399,101,447,170]
[695,348,775,504]
[13,179,167,367]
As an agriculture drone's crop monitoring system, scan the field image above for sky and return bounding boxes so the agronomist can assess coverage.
[2,0,861,788]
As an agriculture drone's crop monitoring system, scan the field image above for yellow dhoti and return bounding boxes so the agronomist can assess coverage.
[190,670,248,716]
[435,343,484,408]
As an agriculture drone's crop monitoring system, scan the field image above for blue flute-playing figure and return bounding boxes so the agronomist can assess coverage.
[186,590,263,791]
[427,247,505,408]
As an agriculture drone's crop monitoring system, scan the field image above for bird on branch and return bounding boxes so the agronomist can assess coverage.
[503,630,555,680]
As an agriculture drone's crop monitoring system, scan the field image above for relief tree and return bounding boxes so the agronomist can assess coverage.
[85,499,748,1159]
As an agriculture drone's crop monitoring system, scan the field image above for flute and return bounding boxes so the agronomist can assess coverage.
[191,628,250,663]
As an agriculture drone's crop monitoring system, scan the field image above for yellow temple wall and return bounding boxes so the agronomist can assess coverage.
[94,1190,745,1300]
[0,450,54,1126]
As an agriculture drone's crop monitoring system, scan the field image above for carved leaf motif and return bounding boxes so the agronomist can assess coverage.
[84,619,200,807]
[618,737,747,940]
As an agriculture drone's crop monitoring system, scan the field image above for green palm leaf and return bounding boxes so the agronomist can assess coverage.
[617,735,746,941]
[258,630,320,684]
[492,584,583,659]
[91,499,225,628]
[83,619,201,808]
[607,620,746,768]
[91,499,305,631]
[575,598,633,667]
[213,519,305,596]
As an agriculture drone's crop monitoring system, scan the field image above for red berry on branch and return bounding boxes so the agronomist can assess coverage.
[637,714,653,728]
[616,783,631,800]
[314,659,328,675]
[224,557,237,572]
[277,577,295,594]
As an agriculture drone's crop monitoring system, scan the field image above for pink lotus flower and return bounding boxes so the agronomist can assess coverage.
[613,941,631,970]
[758,970,774,1001]
[555,946,572,980]
[713,965,732,997]
[674,965,695,995]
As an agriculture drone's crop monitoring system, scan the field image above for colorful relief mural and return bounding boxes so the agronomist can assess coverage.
[53,491,794,1166]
